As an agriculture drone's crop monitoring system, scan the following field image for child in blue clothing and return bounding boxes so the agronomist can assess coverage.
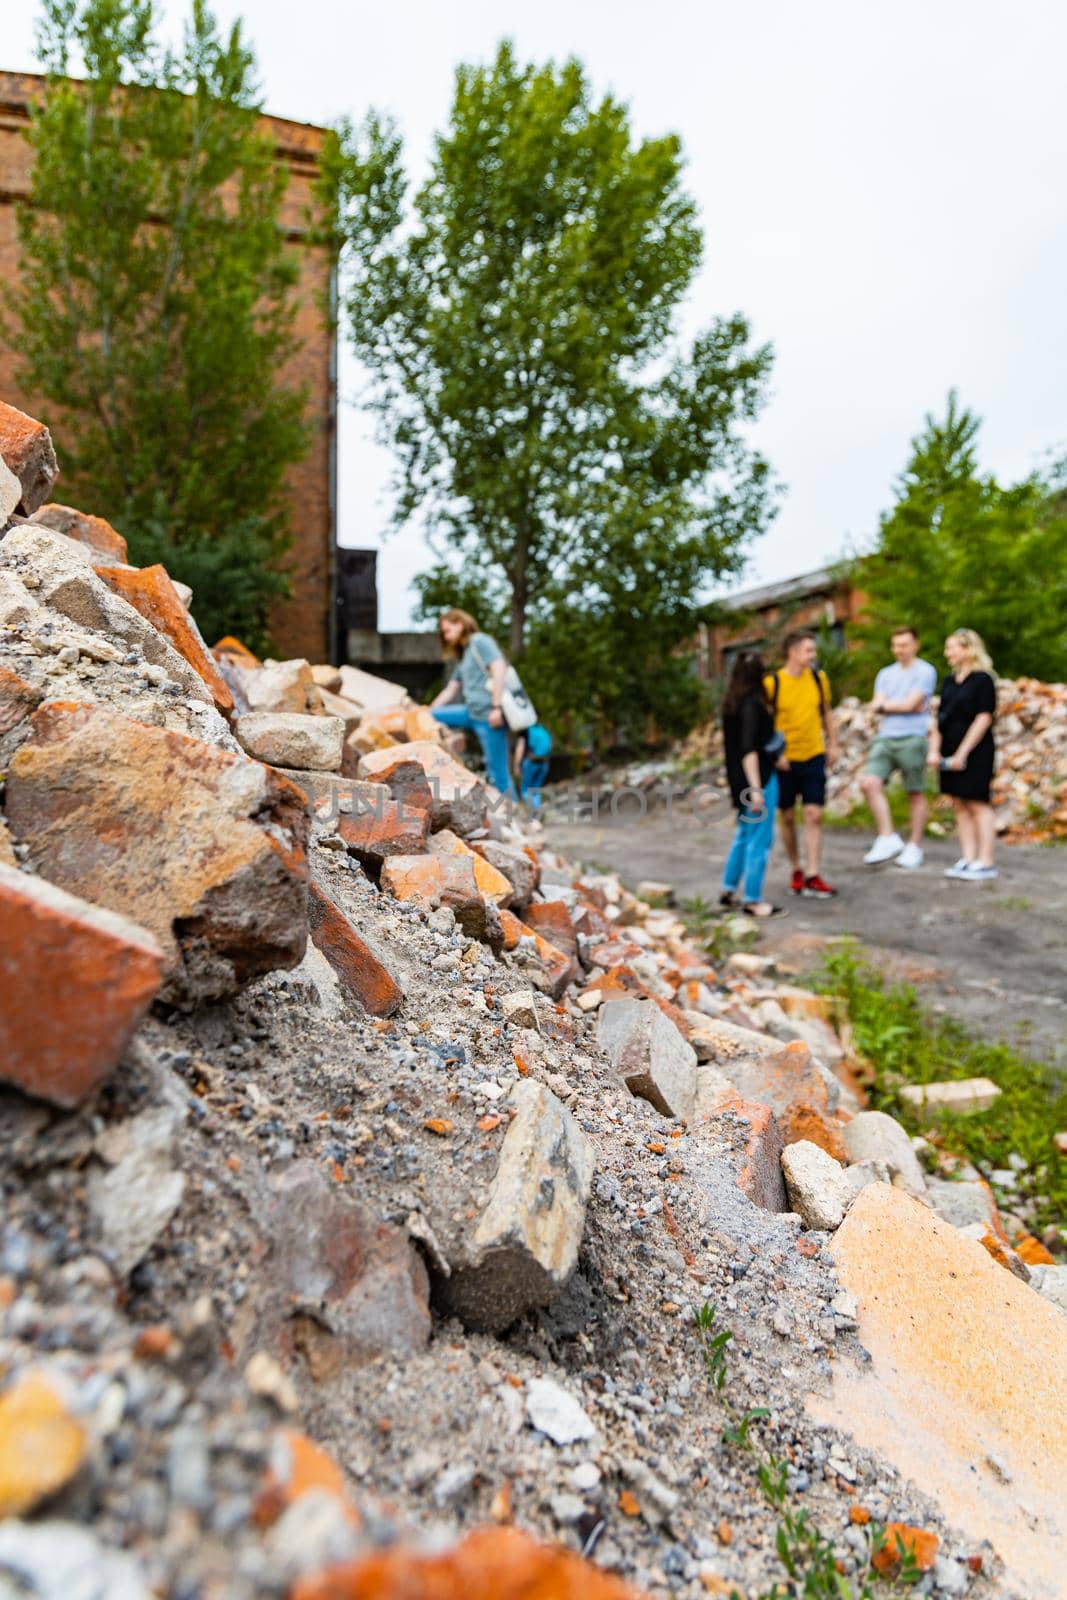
[514,722,552,809]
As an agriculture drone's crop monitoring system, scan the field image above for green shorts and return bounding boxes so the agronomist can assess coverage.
[865,734,928,792]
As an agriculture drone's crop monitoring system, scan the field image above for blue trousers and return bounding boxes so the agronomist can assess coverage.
[431,704,515,797]
[519,756,550,809]
[722,772,778,903]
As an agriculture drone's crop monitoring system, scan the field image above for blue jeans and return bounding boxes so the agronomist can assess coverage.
[722,772,778,904]
[431,704,515,797]
[519,756,550,809]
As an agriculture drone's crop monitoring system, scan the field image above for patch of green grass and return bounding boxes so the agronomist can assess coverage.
[817,943,1067,1249]
[988,894,1033,913]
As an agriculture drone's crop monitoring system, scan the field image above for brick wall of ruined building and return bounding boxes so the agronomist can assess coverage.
[701,580,870,678]
[0,70,336,663]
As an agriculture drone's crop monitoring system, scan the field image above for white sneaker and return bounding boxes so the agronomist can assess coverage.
[944,858,972,878]
[895,842,924,870]
[964,863,999,881]
[864,833,904,865]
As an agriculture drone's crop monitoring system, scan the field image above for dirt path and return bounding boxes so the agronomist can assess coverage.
[547,796,1067,1071]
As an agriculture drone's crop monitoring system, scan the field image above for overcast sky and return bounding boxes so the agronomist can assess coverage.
[8,1,1067,628]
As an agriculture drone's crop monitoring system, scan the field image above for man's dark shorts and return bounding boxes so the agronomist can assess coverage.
[778,753,827,809]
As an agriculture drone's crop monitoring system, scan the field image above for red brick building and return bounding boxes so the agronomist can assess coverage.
[0,69,336,662]
[697,567,868,680]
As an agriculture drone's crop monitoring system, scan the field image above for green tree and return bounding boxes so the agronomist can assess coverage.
[3,0,311,649]
[850,394,1067,685]
[323,42,774,746]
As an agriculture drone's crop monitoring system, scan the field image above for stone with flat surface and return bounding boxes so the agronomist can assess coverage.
[598,997,697,1121]
[236,712,345,772]
[898,1077,1001,1114]
[809,1183,1067,1599]
[435,1080,593,1333]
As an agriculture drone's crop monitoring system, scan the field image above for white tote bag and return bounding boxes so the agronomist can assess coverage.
[470,637,538,732]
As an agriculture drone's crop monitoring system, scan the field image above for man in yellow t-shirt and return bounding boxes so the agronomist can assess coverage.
[764,630,839,898]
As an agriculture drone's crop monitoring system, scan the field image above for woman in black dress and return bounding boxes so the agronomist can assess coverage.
[927,629,998,880]
[720,651,786,918]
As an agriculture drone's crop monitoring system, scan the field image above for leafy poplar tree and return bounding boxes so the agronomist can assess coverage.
[323,42,775,743]
[851,393,1067,684]
[4,0,310,649]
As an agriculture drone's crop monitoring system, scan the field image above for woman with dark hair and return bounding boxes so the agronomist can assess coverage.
[720,651,786,918]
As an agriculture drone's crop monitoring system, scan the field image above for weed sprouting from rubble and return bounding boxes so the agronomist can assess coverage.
[691,1300,925,1600]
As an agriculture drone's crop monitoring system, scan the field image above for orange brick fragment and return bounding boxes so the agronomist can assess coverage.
[523,899,579,958]
[0,400,58,513]
[780,1103,848,1162]
[424,1118,453,1136]
[254,1427,357,1529]
[716,1518,733,1545]
[134,1325,174,1360]
[499,909,525,951]
[0,862,164,1107]
[477,1115,501,1132]
[871,1524,938,1575]
[618,1489,641,1517]
[1015,1233,1055,1266]
[96,563,233,712]
[0,1371,87,1516]
[308,881,402,1018]
[849,1504,871,1525]
[212,635,262,669]
[337,800,429,867]
[291,1525,644,1600]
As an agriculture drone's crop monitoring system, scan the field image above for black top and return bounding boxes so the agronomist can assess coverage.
[724,694,776,809]
[938,670,996,758]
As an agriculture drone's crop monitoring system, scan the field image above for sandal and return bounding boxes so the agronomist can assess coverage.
[742,902,788,920]
[719,891,738,909]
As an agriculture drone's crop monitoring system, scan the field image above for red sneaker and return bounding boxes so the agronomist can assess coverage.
[790,869,805,895]
[803,874,838,899]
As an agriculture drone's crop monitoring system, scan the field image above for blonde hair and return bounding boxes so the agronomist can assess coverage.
[947,628,994,675]
[437,608,480,658]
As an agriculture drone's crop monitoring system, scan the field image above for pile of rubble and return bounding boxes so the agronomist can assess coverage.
[1,398,1066,1600]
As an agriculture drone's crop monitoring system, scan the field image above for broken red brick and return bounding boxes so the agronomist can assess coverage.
[6,702,309,1006]
[212,635,262,669]
[714,1095,786,1212]
[498,909,525,951]
[590,938,646,968]
[290,1526,643,1600]
[871,1524,938,1576]
[381,853,503,951]
[253,1427,357,1529]
[523,899,579,960]
[0,400,59,514]
[571,900,615,941]
[134,1325,175,1360]
[95,563,233,713]
[1014,1233,1056,1267]
[337,799,429,871]
[429,830,513,905]
[30,502,128,562]
[779,1103,848,1163]
[0,862,164,1107]
[308,881,401,1017]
